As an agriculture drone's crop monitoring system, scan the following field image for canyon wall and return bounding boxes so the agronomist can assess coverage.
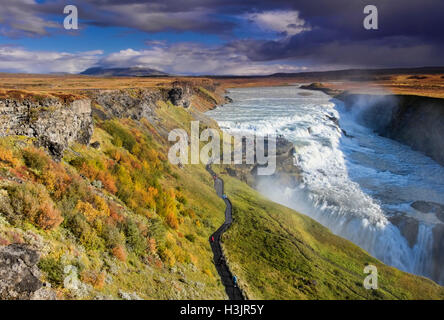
[0,81,202,160]
[0,96,93,160]
[336,93,444,166]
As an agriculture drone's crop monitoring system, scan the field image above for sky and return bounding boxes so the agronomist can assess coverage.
[0,0,443,75]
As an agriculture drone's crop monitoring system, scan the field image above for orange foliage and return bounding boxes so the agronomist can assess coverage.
[147,237,157,255]
[0,147,19,167]
[76,195,110,221]
[166,211,179,229]
[41,161,72,199]
[109,203,125,224]
[97,170,117,194]
[9,166,29,180]
[37,201,63,230]
[81,270,106,289]
[112,245,127,261]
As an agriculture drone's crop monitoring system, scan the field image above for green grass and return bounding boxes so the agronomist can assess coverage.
[217,171,444,300]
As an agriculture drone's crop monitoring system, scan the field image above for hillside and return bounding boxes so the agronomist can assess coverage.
[0,78,443,300]
[217,172,444,299]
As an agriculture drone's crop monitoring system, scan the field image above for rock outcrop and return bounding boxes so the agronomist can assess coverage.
[299,83,342,96]
[88,88,163,120]
[168,81,193,108]
[0,96,93,160]
[0,244,55,300]
[220,136,300,188]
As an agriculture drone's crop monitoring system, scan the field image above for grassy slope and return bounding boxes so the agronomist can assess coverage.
[0,93,227,299]
[215,171,444,300]
[0,83,443,300]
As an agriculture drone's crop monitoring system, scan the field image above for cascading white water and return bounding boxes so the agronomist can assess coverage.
[206,85,444,283]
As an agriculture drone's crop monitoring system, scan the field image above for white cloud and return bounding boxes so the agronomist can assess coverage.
[99,44,304,75]
[247,10,311,37]
[0,44,304,76]
[0,46,103,74]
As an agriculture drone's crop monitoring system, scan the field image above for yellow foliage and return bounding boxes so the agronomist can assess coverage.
[76,196,110,221]
[0,147,19,167]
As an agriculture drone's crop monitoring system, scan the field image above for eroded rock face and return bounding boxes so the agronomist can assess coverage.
[168,82,193,108]
[89,89,163,120]
[388,214,419,248]
[0,97,93,160]
[0,244,55,300]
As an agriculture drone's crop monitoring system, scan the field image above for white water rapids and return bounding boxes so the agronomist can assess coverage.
[206,85,444,284]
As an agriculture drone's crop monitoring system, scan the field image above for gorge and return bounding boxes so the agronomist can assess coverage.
[207,85,444,284]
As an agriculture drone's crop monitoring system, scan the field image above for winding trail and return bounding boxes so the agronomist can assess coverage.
[206,164,244,300]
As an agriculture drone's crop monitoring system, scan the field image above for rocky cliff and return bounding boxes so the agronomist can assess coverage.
[0,81,199,161]
[335,93,444,166]
[383,95,444,166]
[0,94,93,160]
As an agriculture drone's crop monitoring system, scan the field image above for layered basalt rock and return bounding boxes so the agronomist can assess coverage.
[168,81,193,108]
[0,96,93,160]
[87,88,163,120]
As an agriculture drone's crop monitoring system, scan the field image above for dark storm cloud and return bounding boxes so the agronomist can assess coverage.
[2,0,444,69]
[234,0,444,67]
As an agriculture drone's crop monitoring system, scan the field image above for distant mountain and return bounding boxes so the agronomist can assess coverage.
[80,67,168,77]
[269,66,444,80]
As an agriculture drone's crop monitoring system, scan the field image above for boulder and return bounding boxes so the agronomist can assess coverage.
[0,244,55,300]
[411,201,444,222]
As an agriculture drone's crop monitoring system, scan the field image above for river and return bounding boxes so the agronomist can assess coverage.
[206,85,444,284]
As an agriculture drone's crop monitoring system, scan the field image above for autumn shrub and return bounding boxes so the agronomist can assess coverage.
[166,211,179,229]
[158,247,175,267]
[5,182,63,230]
[37,201,64,230]
[41,161,72,200]
[147,237,157,255]
[0,236,10,246]
[75,195,110,223]
[22,147,49,172]
[112,245,127,262]
[124,219,147,255]
[63,212,105,251]
[101,120,136,151]
[81,270,106,289]
[97,170,117,194]
[0,146,19,167]
[38,257,64,285]
[109,203,125,224]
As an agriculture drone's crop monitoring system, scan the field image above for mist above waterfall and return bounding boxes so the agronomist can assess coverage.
[338,92,398,133]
